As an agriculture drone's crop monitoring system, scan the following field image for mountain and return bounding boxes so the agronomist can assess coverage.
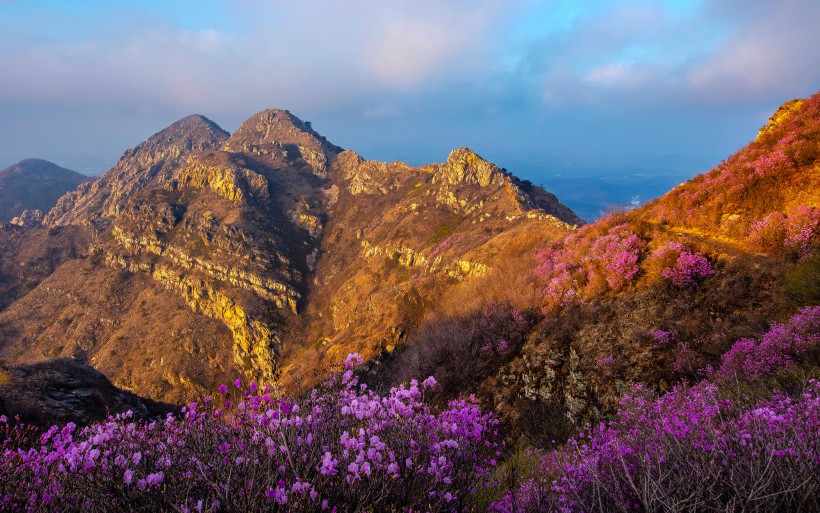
[0,96,817,512]
[0,158,92,222]
[0,93,816,441]
[0,109,582,404]
[367,93,820,442]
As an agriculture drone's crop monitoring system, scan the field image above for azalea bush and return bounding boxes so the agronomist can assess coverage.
[647,242,714,288]
[0,354,501,512]
[381,303,535,398]
[717,306,820,381]
[492,307,820,513]
[749,206,820,260]
[491,379,820,513]
[535,219,646,309]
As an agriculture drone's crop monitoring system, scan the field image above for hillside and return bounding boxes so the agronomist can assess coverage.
[0,159,92,222]
[369,92,820,443]
[0,110,581,404]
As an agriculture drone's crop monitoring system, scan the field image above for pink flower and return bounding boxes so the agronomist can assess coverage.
[145,472,164,487]
[318,452,337,476]
[345,353,363,370]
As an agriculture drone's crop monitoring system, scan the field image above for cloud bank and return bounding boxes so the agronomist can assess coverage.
[0,0,817,175]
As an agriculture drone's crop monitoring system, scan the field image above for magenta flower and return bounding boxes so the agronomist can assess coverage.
[145,472,164,487]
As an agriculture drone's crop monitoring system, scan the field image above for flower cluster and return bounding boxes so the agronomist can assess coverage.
[749,206,820,259]
[717,306,820,380]
[784,206,820,260]
[492,379,820,513]
[651,242,714,288]
[0,355,501,512]
[535,220,646,309]
[650,329,675,348]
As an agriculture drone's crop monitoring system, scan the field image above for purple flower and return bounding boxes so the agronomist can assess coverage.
[145,472,164,487]
[318,452,337,476]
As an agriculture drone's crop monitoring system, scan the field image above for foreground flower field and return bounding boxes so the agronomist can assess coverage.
[2,308,818,512]
[1,354,501,512]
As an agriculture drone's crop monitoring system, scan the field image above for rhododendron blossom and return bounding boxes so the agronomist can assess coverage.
[0,357,500,512]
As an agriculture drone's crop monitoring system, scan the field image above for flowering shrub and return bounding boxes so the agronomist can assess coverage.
[535,220,646,309]
[784,206,820,260]
[491,379,820,513]
[718,306,820,381]
[650,242,714,288]
[386,303,535,398]
[749,206,820,259]
[493,307,820,512]
[0,355,501,512]
[650,330,675,348]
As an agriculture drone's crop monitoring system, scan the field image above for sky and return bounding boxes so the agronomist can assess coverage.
[1,0,818,216]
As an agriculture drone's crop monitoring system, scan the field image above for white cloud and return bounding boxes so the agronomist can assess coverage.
[525,0,820,109]
[0,0,517,114]
[686,0,820,103]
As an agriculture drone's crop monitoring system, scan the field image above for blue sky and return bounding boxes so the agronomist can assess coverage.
[1,0,818,212]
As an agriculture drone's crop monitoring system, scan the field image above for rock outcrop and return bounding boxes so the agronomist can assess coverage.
[9,209,44,227]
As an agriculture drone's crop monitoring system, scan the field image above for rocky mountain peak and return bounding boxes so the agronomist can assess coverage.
[437,147,503,187]
[44,116,228,227]
[224,109,342,176]
[122,114,229,163]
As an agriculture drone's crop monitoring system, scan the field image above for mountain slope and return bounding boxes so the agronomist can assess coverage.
[369,92,820,444]
[0,159,91,222]
[45,114,229,229]
[0,109,582,404]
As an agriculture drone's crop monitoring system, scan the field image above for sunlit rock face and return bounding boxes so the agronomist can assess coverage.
[0,108,582,404]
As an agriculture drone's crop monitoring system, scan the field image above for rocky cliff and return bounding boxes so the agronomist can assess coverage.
[0,109,582,404]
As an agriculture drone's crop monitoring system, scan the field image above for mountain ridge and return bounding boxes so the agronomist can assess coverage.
[0,158,91,222]
[0,108,582,403]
